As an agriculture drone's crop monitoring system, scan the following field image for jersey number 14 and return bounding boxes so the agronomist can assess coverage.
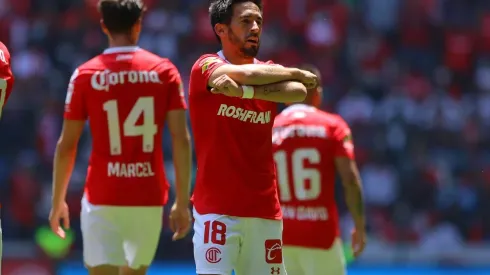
[274,148,322,201]
[103,96,157,155]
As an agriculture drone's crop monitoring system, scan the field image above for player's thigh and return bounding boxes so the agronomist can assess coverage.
[121,206,163,269]
[193,209,242,275]
[235,218,286,275]
[300,239,346,275]
[283,246,303,275]
[81,199,126,267]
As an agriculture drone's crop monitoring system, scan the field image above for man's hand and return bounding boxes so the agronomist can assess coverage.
[295,69,318,89]
[169,203,192,241]
[49,202,70,239]
[351,227,367,257]
[210,74,243,97]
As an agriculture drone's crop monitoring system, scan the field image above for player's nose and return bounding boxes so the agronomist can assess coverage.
[250,21,260,33]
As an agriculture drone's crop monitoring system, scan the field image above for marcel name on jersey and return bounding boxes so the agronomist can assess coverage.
[91,69,162,91]
[108,161,155,178]
[217,104,271,124]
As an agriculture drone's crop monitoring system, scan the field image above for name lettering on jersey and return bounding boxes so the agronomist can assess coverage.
[107,162,155,178]
[272,125,327,144]
[91,70,162,91]
[281,205,328,221]
[217,104,271,124]
[0,50,6,64]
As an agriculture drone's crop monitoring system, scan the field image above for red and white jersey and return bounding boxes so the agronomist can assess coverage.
[189,51,282,219]
[272,104,355,249]
[64,46,187,206]
[0,42,14,119]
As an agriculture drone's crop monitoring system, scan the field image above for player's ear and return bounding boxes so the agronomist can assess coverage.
[100,20,110,36]
[214,24,227,39]
[133,17,143,34]
[312,86,323,108]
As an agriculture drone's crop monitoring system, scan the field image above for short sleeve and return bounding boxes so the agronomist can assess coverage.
[193,55,226,88]
[164,62,187,111]
[64,69,87,120]
[332,117,355,159]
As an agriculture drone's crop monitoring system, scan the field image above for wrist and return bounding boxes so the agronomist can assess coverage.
[241,85,255,99]
[354,220,366,230]
[174,197,190,207]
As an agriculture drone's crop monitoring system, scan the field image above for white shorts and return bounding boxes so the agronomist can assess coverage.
[283,238,346,275]
[80,197,163,269]
[192,208,286,275]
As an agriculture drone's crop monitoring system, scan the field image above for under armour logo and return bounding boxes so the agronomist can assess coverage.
[271,267,280,274]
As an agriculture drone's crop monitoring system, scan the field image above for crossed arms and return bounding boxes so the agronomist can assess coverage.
[207,63,318,103]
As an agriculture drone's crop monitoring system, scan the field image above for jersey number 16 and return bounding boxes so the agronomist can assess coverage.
[103,96,157,155]
[274,148,322,202]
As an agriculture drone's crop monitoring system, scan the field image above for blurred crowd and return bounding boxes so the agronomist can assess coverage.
[0,0,489,260]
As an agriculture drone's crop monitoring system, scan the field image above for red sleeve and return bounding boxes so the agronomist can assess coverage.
[64,69,88,120]
[332,117,355,159]
[0,63,13,119]
[162,61,187,111]
[192,54,226,90]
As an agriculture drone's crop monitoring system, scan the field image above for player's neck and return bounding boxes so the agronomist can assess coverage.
[221,47,254,65]
[108,36,138,48]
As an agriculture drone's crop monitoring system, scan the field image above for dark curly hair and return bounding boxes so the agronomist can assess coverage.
[98,0,146,34]
[209,0,263,42]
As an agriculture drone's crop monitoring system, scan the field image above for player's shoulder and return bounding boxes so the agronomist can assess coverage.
[0,42,11,68]
[0,42,10,58]
[316,111,350,132]
[256,59,275,65]
[135,49,177,68]
[193,53,224,70]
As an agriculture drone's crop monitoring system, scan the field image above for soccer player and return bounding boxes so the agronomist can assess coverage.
[48,1,192,275]
[272,64,366,275]
[0,40,15,273]
[188,1,319,275]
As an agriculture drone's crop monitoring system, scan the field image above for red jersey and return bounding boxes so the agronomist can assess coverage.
[272,104,355,249]
[189,51,281,219]
[64,46,187,206]
[0,42,14,119]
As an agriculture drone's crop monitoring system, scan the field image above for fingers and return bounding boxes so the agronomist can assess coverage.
[353,241,366,257]
[50,219,66,239]
[351,231,366,257]
[172,222,191,241]
[210,88,223,94]
[212,75,229,89]
[171,216,191,241]
[63,213,70,230]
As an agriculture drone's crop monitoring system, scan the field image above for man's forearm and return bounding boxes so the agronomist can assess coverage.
[172,137,192,206]
[227,65,301,86]
[344,181,365,228]
[52,144,77,207]
[252,81,307,103]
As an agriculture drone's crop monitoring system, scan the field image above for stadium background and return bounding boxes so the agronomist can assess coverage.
[1,0,490,274]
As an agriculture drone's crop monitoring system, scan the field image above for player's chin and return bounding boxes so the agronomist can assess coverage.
[242,45,259,57]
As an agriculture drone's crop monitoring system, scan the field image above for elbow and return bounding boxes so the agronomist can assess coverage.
[56,139,77,156]
[172,133,191,148]
[286,82,307,103]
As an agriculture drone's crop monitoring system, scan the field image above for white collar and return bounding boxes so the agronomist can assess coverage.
[282,104,316,113]
[217,50,259,64]
[103,46,140,54]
